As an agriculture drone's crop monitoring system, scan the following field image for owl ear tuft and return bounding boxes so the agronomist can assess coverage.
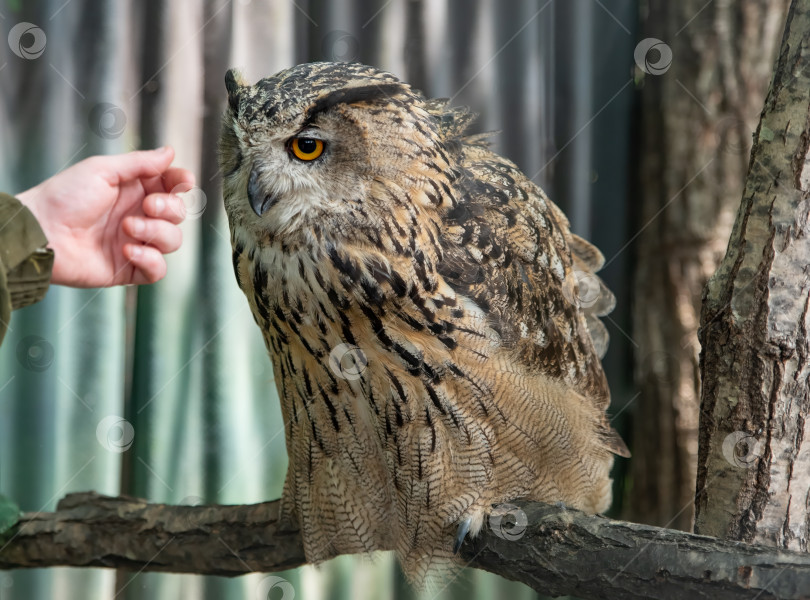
[225,68,247,113]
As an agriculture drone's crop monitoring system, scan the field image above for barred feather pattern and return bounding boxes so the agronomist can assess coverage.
[219,62,628,584]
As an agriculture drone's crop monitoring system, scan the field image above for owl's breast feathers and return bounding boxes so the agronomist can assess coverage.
[223,63,627,582]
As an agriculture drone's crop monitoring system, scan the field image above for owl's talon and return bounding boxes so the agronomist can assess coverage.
[453,517,472,554]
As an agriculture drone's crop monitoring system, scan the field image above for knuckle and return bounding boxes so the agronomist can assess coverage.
[171,197,187,219]
[145,196,160,215]
[172,227,183,250]
[125,216,141,236]
[151,261,167,282]
[164,229,182,252]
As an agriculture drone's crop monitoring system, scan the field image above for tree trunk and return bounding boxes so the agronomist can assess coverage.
[632,0,788,530]
[696,0,810,552]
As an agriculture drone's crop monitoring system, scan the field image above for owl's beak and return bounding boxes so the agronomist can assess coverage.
[247,166,278,217]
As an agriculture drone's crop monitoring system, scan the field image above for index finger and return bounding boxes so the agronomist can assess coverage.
[142,167,196,196]
[162,167,196,193]
[99,147,175,187]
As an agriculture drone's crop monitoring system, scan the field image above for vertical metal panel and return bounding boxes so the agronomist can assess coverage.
[0,1,639,599]
[552,0,595,233]
[0,1,131,599]
[587,0,637,513]
[124,0,168,508]
[494,0,547,184]
[199,3,235,598]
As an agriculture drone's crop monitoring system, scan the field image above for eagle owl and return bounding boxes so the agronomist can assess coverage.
[219,61,628,582]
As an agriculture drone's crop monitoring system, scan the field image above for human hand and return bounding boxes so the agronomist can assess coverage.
[17,147,195,288]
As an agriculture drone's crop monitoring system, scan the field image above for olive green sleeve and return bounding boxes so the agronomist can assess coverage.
[0,193,54,346]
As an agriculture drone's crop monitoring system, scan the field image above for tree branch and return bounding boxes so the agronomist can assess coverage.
[2,492,810,599]
[0,493,306,576]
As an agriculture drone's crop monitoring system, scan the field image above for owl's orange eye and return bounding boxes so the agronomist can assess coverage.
[290,137,325,161]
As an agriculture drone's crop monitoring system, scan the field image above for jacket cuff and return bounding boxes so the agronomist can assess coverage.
[0,192,54,345]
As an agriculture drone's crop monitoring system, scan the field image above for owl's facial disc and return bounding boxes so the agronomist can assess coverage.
[243,127,331,222]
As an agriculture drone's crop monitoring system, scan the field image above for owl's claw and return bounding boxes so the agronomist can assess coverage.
[453,516,472,554]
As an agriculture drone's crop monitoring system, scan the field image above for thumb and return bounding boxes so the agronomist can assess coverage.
[101,146,175,185]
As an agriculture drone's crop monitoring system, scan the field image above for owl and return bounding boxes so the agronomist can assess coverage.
[219,61,629,583]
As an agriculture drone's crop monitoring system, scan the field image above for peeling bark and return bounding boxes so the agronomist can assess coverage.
[696,0,810,553]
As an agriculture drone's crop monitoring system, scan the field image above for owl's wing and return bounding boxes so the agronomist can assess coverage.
[436,122,628,458]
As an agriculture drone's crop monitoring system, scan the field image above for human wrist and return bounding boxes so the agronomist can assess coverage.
[13,186,70,286]
[0,192,54,305]
[15,186,46,236]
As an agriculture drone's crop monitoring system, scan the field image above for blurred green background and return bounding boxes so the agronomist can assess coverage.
[1,0,775,598]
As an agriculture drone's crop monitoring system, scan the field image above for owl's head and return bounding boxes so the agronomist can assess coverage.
[220,62,453,247]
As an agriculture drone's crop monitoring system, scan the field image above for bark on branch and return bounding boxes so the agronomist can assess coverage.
[3,492,810,599]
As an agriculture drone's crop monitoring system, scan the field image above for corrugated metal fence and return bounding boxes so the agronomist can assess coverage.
[0,1,636,598]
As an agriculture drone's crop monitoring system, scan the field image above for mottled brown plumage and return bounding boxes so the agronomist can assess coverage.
[219,61,628,583]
